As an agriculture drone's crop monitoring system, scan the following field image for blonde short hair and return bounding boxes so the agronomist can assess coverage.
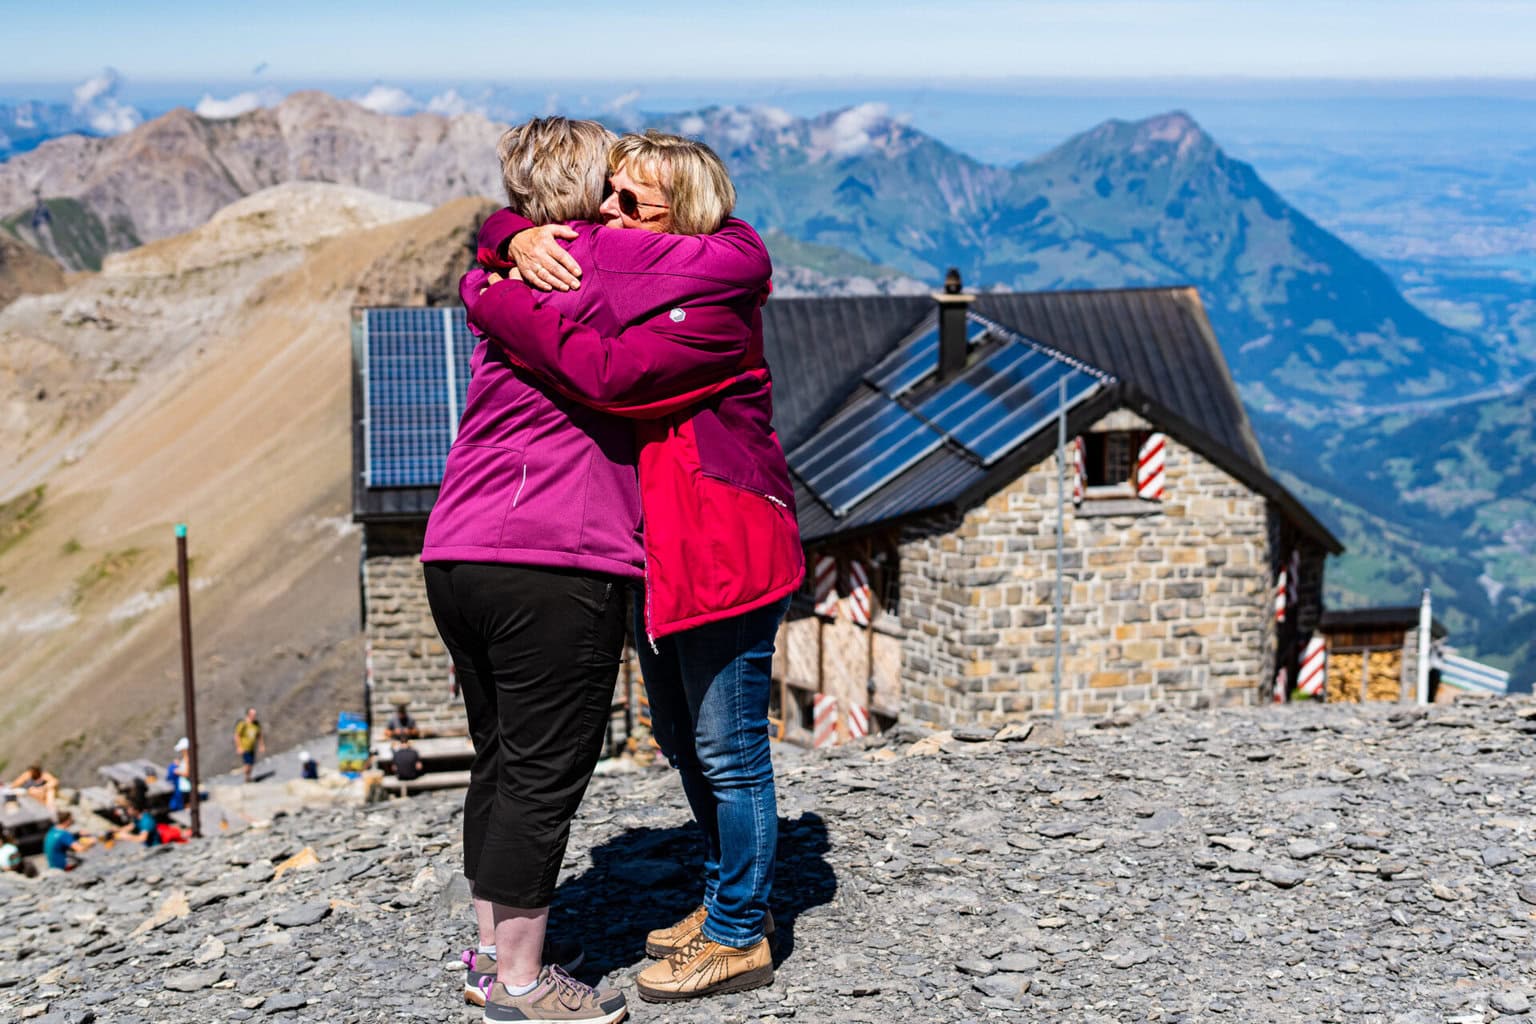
[497,117,616,225]
[609,131,736,236]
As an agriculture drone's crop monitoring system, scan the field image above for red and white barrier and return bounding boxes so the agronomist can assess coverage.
[844,560,872,626]
[1136,433,1166,500]
[1297,636,1326,697]
[1071,436,1086,505]
[813,555,839,617]
[813,694,838,748]
[1273,665,1288,703]
[846,702,870,740]
[1274,565,1288,623]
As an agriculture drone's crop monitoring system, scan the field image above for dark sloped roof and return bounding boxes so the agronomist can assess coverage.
[762,295,931,450]
[1321,606,1447,639]
[768,286,1341,552]
[972,287,1266,471]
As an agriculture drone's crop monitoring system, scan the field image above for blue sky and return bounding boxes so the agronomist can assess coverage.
[7,0,1536,80]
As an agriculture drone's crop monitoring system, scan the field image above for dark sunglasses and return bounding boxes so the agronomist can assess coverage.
[604,180,669,219]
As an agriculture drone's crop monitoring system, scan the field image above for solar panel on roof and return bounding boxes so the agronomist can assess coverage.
[916,338,1106,466]
[790,395,944,516]
[362,307,475,488]
[866,317,991,396]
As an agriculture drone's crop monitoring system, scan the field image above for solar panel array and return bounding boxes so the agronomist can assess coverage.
[789,397,945,516]
[794,312,1111,516]
[865,319,992,396]
[362,308,476,488]
[916,340,1101,465]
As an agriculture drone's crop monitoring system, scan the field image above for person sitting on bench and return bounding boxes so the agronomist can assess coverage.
[385,698,420,741]
[393,737,424,783]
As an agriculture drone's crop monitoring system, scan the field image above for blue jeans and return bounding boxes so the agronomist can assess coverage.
[638,596,788,948]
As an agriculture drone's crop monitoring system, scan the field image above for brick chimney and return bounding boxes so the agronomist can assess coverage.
[935,267,976,381]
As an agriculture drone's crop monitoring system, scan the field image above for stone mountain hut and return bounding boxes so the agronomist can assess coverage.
[350,282,1342,744]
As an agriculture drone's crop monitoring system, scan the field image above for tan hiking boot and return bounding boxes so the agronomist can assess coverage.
[644,906,775,959]
[483,965,627,1023]
[635,934,774,1002]
[644,905,708,959]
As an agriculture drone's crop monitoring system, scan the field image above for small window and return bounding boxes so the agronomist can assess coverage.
[1084,431,1148,490]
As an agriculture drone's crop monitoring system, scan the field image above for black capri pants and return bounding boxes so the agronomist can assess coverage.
[424,561,626,908]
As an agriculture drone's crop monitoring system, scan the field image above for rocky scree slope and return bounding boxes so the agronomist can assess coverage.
[4,700,1536,1023]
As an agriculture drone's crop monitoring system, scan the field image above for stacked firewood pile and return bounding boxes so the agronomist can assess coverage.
[1325,650,1404,703]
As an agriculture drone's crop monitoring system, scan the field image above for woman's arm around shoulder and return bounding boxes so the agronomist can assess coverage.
[462,269,764,416]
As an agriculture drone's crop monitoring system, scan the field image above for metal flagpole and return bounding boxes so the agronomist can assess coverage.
[1053,376,1067,720]
[175,524,202,839]
[1416,587,1432,705]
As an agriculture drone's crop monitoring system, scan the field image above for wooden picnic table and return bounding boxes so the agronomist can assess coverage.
[97,760,174,811]
[0,790,55,855]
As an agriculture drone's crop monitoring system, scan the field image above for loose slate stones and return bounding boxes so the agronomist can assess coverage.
[6,698,1536,1024]
[1482,846,1519,868]
[271,902,331,928]
[1492,991,1532,1015]
[261,993,307,1014]
[1260,864,1306,889]
[163,969,225,992]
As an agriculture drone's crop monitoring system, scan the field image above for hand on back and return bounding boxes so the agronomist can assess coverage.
[508,224,583,292]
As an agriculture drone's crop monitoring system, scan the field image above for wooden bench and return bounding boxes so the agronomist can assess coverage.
[379,769,471,796]
[374,736,475,776]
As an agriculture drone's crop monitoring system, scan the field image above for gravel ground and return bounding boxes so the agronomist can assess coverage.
[4,698,1536,1024]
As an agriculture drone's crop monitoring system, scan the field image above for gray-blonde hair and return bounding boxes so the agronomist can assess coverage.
[609,130,736,235]
[497,117,616,225]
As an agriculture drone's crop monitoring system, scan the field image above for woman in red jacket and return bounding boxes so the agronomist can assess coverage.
[466,131,803,1004]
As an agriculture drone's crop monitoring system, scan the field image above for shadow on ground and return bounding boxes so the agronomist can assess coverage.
[551,812,835,977]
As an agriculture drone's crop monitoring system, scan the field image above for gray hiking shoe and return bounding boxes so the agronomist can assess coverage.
[483,965,627,1023]
[462,939,586,1006]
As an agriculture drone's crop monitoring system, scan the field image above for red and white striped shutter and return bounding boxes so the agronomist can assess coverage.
[1274,564,1288,623]
[812,694,838,748]
[1297,636,1327,697]
[844,559,872,626]
[1136,433,1166,500]
[812,555,839,617]
[846,701,870,740]
[1072,436,1087,505]
[1273,665,1288,703]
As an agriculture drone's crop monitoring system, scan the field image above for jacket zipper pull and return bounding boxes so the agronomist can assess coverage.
[764,494,787,508]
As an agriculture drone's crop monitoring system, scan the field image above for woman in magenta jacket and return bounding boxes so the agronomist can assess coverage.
[424,119,791,1024]
[464,131,803,1004]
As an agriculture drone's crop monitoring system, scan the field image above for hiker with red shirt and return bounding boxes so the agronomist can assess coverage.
[464,129,803,1005]
[424,118,797,1024]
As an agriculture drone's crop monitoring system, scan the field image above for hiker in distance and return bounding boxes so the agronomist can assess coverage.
[234,707,266,783]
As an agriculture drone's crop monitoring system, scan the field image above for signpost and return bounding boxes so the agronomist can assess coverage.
[175,524,202,839]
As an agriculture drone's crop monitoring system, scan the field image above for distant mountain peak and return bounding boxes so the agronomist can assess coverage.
[1048,108,1217,171]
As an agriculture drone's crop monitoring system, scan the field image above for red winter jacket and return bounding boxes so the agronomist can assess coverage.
[467,211,804,641]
